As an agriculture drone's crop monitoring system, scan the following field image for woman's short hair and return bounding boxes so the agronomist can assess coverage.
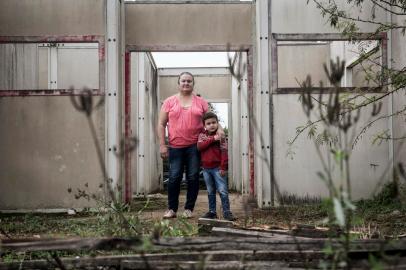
[202,111,218,123]
[177,72,195,85]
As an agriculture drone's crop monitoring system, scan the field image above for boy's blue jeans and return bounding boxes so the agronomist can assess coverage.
[202,167,231,215]
[168,145,200,212]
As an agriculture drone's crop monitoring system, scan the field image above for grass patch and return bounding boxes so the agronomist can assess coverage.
[243,182,406,238]
[130,196,167,212]
[0,211,198,240]
[355,181,406,237]
[356,181,404,217]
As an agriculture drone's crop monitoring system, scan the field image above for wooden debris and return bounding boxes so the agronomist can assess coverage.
[4,237,406,253]
[3,249,406,270]
[292,224,332,238]
[1,237,142,252]
[197,218,234,235]
[0,251,304,270]
[211,227,311,240]
[3,237,406,269]
[121,260,285,270]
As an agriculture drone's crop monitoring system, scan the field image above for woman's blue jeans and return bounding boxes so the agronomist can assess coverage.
[168,144,200,212]
[202,168,231,215]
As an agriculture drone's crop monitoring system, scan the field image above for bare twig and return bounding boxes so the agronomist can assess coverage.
[312,0,406,30]
[51,252,67,270]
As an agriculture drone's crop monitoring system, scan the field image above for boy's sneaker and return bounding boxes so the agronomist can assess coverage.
[224,212,236,221]
[182,209,193,219]
[202,211,217,219]
[163,209,176,219]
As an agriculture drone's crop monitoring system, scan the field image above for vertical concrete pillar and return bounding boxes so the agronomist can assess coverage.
[231,75,241,191]
[231,54,249,193]
[137,53,146,196]
[255,0,272,208]
[106,0,122,197]
[240,53,250,194]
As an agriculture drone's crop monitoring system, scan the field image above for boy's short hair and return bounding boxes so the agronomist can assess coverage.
[202,111,218,123]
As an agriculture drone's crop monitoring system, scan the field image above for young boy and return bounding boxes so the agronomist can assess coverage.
[197,112,236,221]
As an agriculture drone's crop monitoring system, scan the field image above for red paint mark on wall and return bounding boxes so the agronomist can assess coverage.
[0,89,103,97]
[0,35,103,44]
[99,44,105,61]
[247,48,256,196]
[124,52,132,203]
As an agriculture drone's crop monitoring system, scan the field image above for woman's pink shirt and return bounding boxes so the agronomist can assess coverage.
[162,94,208,148]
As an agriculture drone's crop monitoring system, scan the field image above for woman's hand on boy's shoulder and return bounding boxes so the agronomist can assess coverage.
[216,128,225,139]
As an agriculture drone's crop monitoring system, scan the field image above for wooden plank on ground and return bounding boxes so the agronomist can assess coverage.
[121,260,284,270]
[1,237,142,252]
[198,218,234,236]
[211,227,311,240]
[3,237,406,253]
[0,250,324,270]
[2,249,406,269]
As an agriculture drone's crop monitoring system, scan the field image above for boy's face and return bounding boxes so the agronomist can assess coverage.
[204,117,218,134]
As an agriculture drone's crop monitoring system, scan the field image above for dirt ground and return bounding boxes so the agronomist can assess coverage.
[138,189,406,237]
[139,191,252,223]
[2,185,405,239]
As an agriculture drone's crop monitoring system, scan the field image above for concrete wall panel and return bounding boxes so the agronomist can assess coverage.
[392,22,406,169]
[278,44,330,87]
[0,0,105,36]
[0,44,99,90]
[272,0,386,34]
[0,97,105,210]
[273,94,389,200]
[130,52,160,196]
[58,48,99,89]
[38,47,49,89]
[0,44,38,90]
[144,53,160,194]
[159,75,231,101]
[351,62,380,87]
[126,4,252,46]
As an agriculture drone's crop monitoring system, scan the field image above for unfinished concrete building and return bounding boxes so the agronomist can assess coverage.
[0,0,405,211]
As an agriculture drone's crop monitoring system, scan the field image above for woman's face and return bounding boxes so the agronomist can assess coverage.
[178,74,194,93]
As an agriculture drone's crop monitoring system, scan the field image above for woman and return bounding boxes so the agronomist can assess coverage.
[157,72,222,219]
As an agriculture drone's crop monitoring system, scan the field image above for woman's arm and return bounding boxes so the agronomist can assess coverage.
[216,124,225,138]
[219,138,228,171]
[157,110,169,159]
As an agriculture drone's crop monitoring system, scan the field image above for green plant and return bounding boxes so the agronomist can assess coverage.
[153,219,197,237]
[298,58,372,268]
[69,89,142,238]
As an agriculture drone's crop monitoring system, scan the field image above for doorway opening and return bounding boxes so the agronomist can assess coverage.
[126,50,250,199]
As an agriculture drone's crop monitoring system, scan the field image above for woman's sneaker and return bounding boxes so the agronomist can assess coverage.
[223,212,236,221]
[182,209,193,219]
[202,211,217,219]
[163,209,176,219]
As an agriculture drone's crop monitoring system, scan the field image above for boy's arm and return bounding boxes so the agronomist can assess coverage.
[219,137,228,171]
[197,132,215,151]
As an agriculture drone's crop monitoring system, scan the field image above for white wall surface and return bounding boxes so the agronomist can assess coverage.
[273,94,390,200]
[126,3,252,46]
[272,0,386,34]
[0,0,105,36]
[277,43,330,88]
[0,97,105,210]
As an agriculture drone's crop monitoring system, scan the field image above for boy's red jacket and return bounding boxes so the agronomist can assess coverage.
[197,130,228,170]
